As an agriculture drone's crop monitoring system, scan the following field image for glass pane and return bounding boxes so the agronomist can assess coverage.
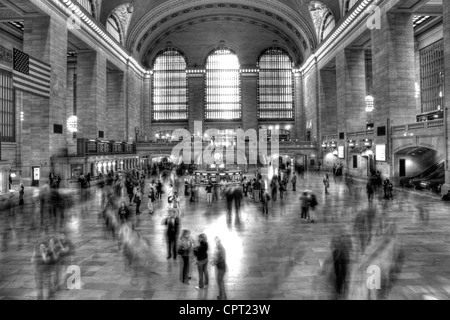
[152,49,188,121]
[205,48,241,120]
[257,48,294,120]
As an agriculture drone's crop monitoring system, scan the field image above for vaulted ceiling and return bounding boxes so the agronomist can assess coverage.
[97,0,343,67]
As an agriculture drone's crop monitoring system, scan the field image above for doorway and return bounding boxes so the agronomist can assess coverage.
[399,159,406,177]
[32,166,40,187]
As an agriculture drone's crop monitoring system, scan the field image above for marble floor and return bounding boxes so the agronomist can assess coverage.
[1,172,450,300]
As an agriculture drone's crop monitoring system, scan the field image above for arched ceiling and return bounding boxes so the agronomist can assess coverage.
[98,0,343,66]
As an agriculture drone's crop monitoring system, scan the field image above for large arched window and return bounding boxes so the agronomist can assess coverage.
[107,14,122,43]
[205,48,241,121]
[257,48,294,120]
[152,49,188,122]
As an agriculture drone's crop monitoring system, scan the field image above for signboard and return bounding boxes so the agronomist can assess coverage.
[338,146,345,159]
[33,167,40,181]
[376,144,386,162]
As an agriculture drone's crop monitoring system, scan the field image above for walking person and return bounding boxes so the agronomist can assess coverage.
[280,179,287,200]
[164,209,180,260]
[194,234,209,290]
[118,202,131,225]
[206,181,213,205]
[271,177,278,202]
[366,182,374,203]
[132,186,142,215]
[323,174,330,194]
[309,193,318,223]
[178,230,194,284]
[291,174,297,192]
[262,188,271,215]
[18,183,25,206]
[147,186,155,215]
[211,237,227,300]
[300,191,310,222]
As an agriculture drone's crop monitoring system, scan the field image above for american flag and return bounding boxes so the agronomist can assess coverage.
[13,48,51,99]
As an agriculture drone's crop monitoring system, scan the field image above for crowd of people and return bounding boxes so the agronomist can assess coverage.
[2,160,440,300]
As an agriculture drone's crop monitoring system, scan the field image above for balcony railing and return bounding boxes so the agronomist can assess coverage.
[76,139,136,156]
[137,141,318,149]
[392,119,444,133]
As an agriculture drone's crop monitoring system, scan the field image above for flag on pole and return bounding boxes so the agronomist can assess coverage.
[12,48,51,99]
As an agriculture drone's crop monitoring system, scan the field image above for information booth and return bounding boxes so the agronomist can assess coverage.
[194,169,242,186]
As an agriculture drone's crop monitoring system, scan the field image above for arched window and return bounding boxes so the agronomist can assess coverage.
[309,1,335,42]
[257,48,294,120]
[107,15,122,43]
[76,0,95,16]
[321,12,335,40]
[152,49,188,122]
[205,48,241,121]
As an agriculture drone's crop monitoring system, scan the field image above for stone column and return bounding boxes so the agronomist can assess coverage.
[336,49,366,133]
[319,67,338,136]
[22,15,68,184]
[241,71,258,132]
[77,50,107,139]
[294,72,304,141]
[106,70,126,141]
[143,75,152,140]
[442,0,450,196]
[188,72,205,134]
[371,12,416,127]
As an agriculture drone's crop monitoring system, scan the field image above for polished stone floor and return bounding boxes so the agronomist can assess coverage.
[1,171,450,300]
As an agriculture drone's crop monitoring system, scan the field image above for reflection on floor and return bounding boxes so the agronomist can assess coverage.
[1,171,450,300]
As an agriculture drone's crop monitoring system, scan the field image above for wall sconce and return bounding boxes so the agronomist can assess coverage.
[363,139,372,148]
[330,141,337,148]
[347,140,356,148]
[321,141,328,148]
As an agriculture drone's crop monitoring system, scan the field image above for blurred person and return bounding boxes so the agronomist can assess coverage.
[300,191,310,221]
[118,202,131,225]
[242,176,249,197]
[234,186,243,215]
[309,193,318,223]
[148,185,156,215]
[54,232,75,290]
[18,183,25,206]
[167,184,174,209]
[225,186,234,216]
[46,237,59,298]
[132,185,143,215]
[291,174,297,192]
[330,233,352,299]
[253,178,261,203]
[194,233,209,290]
[280,179,287,200]
[354,210,370,254]
[164,209,180,260]
[206,181,213,205]
[156,180,163,200]
[366,181,374,203]
[270,177,278,202]
[323,174,330,194]
[32,242,51,300]
[262,188,271,215]
[211,237,227,300]
[178,230,194,284]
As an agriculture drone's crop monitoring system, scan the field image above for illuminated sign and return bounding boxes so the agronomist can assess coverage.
[376,144,386,162]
